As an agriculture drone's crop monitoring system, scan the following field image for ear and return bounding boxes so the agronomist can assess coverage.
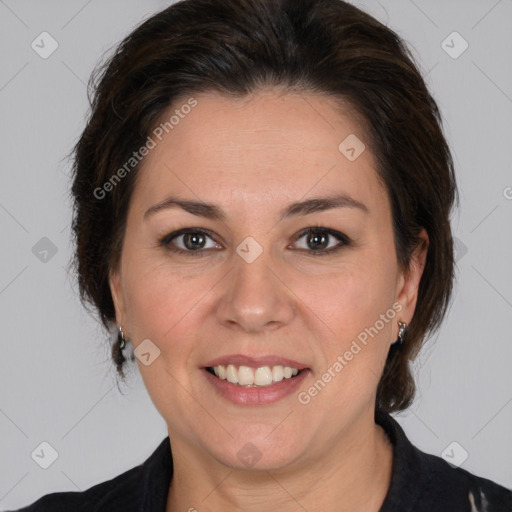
[395,228,429,330]
[109,269,127,328]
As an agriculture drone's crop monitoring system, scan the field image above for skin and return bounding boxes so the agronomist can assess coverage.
[109,89,428,512]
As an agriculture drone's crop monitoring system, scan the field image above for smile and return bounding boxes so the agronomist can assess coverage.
[207,364,301,387]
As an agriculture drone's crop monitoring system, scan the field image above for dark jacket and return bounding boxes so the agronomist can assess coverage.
[8,409,512,511]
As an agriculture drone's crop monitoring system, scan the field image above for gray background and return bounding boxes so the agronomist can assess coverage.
[1,0,511,509]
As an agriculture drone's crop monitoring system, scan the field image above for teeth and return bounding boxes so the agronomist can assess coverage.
[238,365,254,385]
[255,366,273,386]
[272,365,284,382]
[210,364,301,387]
[226,364,238,384]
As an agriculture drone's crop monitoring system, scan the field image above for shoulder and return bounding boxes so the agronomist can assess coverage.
[6,463,143,512]
[7,436,172,512]
[376,409,512,511]
[6,436,173,512]
[420,449,512,511]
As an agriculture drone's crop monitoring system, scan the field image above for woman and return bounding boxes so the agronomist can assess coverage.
[10,0,511,510]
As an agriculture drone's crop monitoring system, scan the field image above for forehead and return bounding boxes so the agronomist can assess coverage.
[131,90,388,218]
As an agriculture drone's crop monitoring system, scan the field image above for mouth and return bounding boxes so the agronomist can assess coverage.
[204,364,306,388]
[202,359,311,405]
[201,355,310,406]
[202,354,309,388]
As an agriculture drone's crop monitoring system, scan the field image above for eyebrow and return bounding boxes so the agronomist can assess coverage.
[143,193,369,222]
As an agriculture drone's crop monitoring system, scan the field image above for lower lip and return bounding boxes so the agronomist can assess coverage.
[202,368,310,406]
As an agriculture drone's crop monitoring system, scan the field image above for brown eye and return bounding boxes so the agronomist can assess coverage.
[292,227,349,256]
[306,231,329,250]
[181,232,207,250]
[160,228,220,256]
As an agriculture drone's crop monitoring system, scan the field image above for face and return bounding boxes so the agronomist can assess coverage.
[110,89,427,472]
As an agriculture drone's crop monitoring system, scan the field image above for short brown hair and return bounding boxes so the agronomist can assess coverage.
[69,0,459,413]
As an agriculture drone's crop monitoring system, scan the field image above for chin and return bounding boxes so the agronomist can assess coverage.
[207,430,307,472]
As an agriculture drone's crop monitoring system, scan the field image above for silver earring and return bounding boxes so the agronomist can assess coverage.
[117,325,126,365]
[394,320,407,347]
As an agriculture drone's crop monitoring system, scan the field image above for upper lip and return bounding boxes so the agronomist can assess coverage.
[203,354,309,370]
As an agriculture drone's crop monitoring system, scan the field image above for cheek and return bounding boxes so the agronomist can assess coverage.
[309,262,394,338]
[304,260,396,395]
[121,256,179,336]
[122,257,214,359]
[125,267,171,330]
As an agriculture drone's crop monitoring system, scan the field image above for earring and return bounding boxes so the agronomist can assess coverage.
[117,325,126,365]
[394,320,407,348]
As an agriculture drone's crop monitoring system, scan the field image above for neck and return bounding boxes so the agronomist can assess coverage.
[166,408,394,512]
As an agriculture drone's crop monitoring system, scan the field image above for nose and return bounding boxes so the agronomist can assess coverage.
[216,245,296,333]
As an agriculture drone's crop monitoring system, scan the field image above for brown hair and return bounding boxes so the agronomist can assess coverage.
[69,0,458,413]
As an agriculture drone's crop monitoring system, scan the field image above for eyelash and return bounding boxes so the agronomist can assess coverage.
[158,226,351,257]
